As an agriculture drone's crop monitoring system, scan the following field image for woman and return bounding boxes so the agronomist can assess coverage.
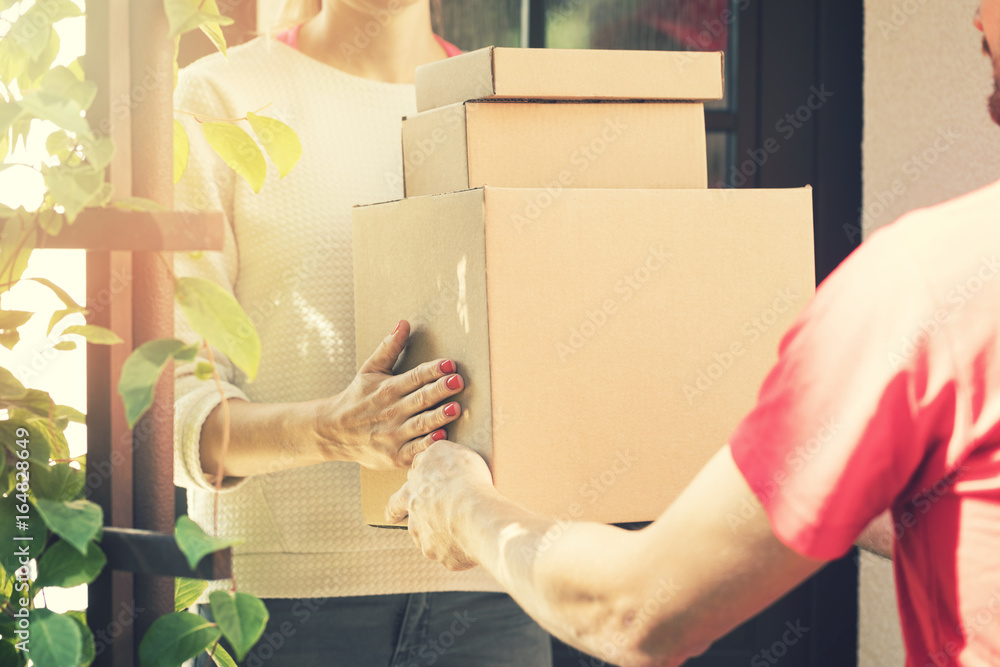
[173,1,552,664]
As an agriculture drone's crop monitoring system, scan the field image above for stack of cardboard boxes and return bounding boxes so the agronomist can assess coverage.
[353,47,815,527]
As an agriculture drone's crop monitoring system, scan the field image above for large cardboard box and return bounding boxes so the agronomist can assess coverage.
[415,47,725,112]
[353,187,814,527]
[403,101,708,197]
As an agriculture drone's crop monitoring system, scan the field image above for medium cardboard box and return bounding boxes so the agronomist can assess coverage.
[403,101,708,197]
[415,47,725,112]
[353,187,814,527]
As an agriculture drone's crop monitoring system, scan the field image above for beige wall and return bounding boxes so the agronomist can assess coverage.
[861,1,1000,666]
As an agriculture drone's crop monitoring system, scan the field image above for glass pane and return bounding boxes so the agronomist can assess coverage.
[439,0,523,50]
[707,131,733,188]
[546,0,738,110]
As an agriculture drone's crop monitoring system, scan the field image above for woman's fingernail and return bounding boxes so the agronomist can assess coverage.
[432,429,447,441]
[445,375,461,390]
[439,359,456,374]
[392,320,403,335]
[443,402,458,417]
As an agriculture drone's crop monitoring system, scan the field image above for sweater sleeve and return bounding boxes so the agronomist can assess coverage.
[172,68,251,492]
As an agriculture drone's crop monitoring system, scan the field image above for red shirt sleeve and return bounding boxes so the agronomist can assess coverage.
[729,221,963,561]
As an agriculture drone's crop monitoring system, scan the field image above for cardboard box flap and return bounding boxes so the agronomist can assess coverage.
[416,46,724,111]
[402,102,471,198]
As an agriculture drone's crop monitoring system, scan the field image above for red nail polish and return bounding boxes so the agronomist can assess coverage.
[392,320,403,335]
[443,403,458,417]
[432,429,446,441]
[439,359,456,374]
[445,375,461,390]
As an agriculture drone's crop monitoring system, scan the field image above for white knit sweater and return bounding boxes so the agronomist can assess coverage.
[172,37,499,599]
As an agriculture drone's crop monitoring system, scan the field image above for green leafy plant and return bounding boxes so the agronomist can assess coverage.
[0,0,298,664]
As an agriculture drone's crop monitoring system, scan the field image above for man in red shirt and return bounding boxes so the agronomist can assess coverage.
[386,4,1000,667]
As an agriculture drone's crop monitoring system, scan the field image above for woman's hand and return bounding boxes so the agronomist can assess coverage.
[317,320,465,470]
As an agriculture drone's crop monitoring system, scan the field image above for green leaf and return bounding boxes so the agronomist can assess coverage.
[118,338,200,428]
[246,112,301,179]
[194,361,214,380]
[80,135,114,170]
[40,66,98,111]
[32,498,103,555]
[70,613,96,667]
[53,340,76,351]
[0,418,52,464]
[0,31,29,85]
[138,611,221,667]
[198,0,230,56]
[175,277,260,381]
[164,0,235,39]
[62,324,123,345]
[175,577,209,611]
[38,208,65,236]
[174,119,189,183]
[8,13,53,60]
[46,130,75,160]
[0,103,23,139]
[18,90,92,140]
[201,122,266,193]
[112,196,166,212]
[0,310,33,351]
[208,645,239,667]
[28,608,83,667]
[42,165,103,223]
[54,404,86,425]
[209,591,268,661]
[35,540,106,589]
[0,493,47,572]
[0,133,8,162]
[0,209,38,296]
[33,462,85,501]
[11,410,69,460]
[31,276,84,311]
[175,516,241,571]
[0,640,24,667]
[47,308,81,336]
[22,27,60,88]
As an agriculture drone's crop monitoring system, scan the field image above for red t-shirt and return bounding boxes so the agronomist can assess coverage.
[275,24,463,57]
[730,179,1000,666]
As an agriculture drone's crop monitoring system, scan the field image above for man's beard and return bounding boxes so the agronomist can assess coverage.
[986,38,1000,125]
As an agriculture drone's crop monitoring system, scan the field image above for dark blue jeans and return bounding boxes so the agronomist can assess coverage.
[196,591,553,667]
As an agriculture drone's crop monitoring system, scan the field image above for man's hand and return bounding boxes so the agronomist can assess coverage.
[386,441,496,571]
[316,320,465,470]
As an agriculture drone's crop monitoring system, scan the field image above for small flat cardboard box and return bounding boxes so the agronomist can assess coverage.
[403,101,708,197]
[416,47,725,112]
[353,187,814,527]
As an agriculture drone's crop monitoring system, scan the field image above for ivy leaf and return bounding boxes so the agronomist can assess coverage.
[209,591,268,661]
[246,112,301,178]
[175,516,241,571]
[35,540,106,589]
[9,13,54,60]
[29,608,83,667]
[53,340,76,351]
[40,66,98,111]
[175,277,260,381]
[62,324,123,345]
[0,310,33,351]
[46,130,75,160]
[42,165,103,223]
[138,611,221,667]
[0,209,38,296]
[0,133,8,162]
[0,103,23,139]
[33,462,85,501]
[54,404,86,425]
[174,119,189,183]
[164,0,235,39]
[0,34,29,85]
[38,208,65,237]
[175,577,209,611]
[0,640,24,667]
[11,409,69,460]
[18,90,93,140]
[21,27,61,88]
[113,196,166,212]
[0,418,52,464]
[70,613,96,667]
[119,338,200,428]
[0,493,47,572]
[32,498,103,555]
[201,122,266,193]
[208,645,239,667]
